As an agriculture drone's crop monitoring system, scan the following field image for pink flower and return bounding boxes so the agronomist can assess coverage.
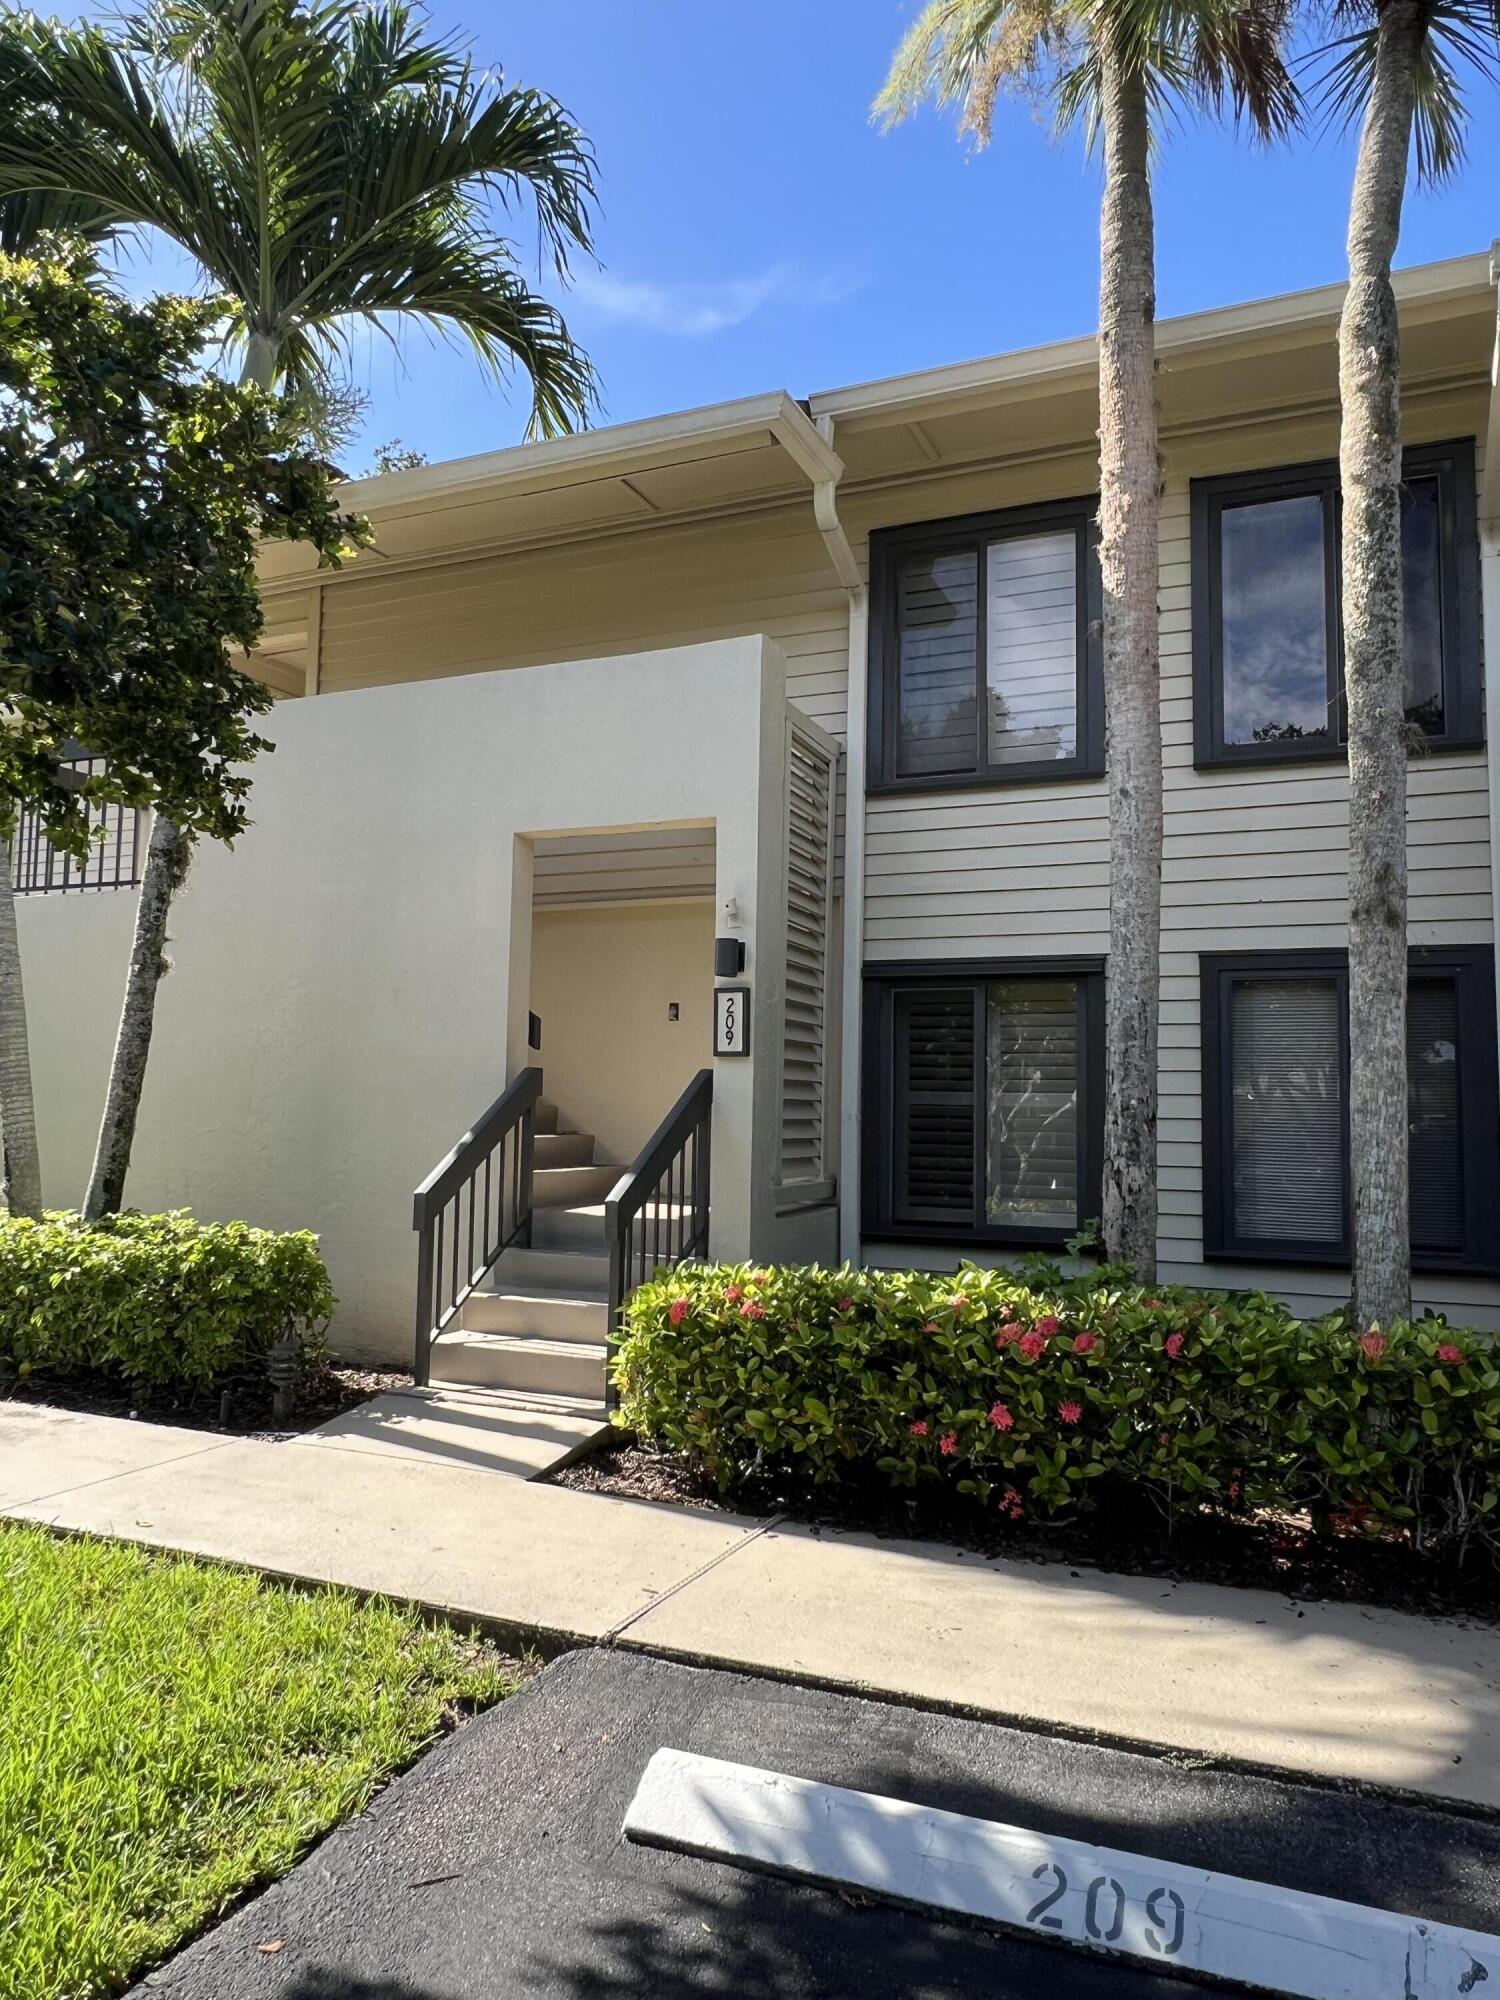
[1157,1430,1171,1447]
[1073,1331,1099,1354]
[939,1430,959,1458]
[1001,1485,1024,1520]
[988,1402,1014,1432]
[994,1324,1019,1348]
[1143,1297,1164,1310]
[837,1296,854,1313]
[909,1420,929,1438]
[1018,1330,1047,1361]
[1034,1315,1060,1338]
[949,1294,969,1315]
[1437,1342,1465,1365]
[725,1285,743,1303]
[1058,1399,1082,1426]
[741,1301,766,1320]
[668,1298,691,1328]
[921,1320,942,1334]
[1228,1481,1242,1502]
[1164,1332,1185,1360]
[1359,1330,1389,1363]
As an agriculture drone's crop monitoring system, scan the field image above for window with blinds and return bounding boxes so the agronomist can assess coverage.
[1201,948,1498,1272]
[779,722,834,1188]
[870,497,1101,790]
[867,963,1102,1244]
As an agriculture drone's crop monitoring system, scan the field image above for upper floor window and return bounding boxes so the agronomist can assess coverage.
[1190,439,1482,769]
[868,497,1103,792]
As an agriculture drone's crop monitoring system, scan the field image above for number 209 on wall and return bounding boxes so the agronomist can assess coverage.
[713,984,750,1057]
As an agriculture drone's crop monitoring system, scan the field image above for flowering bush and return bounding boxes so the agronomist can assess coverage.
[612,1260,1500,1553]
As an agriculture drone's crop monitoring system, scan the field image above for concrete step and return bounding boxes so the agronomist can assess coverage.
[534,1131,596,1169]
[530,1202,611,1251]
[496,1244,610,1293]
[534,1163,619,1209]
[303,1384,607,1479]
[460,1287,609,1341]
[429,1329,609,1400]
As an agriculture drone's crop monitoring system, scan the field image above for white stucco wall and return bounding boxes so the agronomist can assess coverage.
[22,635,793,1362]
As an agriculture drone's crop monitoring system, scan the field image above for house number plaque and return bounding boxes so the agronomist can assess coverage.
[713,984,750,1057]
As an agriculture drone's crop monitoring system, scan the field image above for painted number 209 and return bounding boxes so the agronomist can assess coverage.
[1024,1863,1186,1958]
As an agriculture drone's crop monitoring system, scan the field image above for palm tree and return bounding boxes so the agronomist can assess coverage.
[0,0,598,1217]
[1318,0,1499,1327]
[876,0,1298,1280]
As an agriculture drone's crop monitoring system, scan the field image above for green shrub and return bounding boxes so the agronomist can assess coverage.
[613,1260,1500,1554]
[0,1210,335,1395]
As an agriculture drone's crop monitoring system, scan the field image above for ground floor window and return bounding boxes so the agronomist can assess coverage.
[1200,946,1500,1274]
[862,960,1104,1246]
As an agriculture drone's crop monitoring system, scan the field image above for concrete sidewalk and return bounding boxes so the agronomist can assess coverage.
[5,1400,1500,1812]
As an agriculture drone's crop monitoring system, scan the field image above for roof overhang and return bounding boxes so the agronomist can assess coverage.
[257,390,844,590]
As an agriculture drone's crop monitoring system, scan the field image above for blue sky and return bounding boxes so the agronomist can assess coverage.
[78,0,1500,470]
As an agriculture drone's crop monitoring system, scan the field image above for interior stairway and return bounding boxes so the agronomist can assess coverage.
[426,1097,613,1437]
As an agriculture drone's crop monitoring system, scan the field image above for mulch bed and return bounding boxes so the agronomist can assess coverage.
[553,1434,1500,1625]
[1,1363,409,1439]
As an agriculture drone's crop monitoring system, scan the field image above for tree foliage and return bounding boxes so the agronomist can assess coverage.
[0,0,599,434]
[0,238,367,863]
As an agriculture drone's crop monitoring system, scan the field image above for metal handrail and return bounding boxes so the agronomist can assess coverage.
[605,1069,713,1409]
[412,1066,542,1386]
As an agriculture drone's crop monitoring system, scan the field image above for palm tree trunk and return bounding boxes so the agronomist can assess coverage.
[83,815,190,1219]
[1340,0,1421,1329]
[81,329,280,1221]
[1096,52,1162,1280]
[0,840,43,1217]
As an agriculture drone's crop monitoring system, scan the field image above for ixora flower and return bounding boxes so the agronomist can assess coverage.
[948,1294,969,1315]
[837,1296,855,1313]
[908,1419,930,1438]
[988,1401,1014,1432]
[1359,1329,1389,1363]
[994,1324,1019,1349]
[1058,1399,1083,1426]
[668,1298,691,1327]
[1033,1315,1061,1338]
[1000,1485,1024,1520]
[1164,1332,1185,1360]
[724,1284,743,1303]
[921,1320,942,1334]
[1142,1297,1164,1311]
[741,1300,767,1320]
[1017,1330,1048,1361]
[939,1430,960,1457]
[1437,1342,1465,1365]
[1072,1331,1100,1354]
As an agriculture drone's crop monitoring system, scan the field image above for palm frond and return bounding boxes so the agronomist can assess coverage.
[1310,0,1500,188]
[0,187,125,257]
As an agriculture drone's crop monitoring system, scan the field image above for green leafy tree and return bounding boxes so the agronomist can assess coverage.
[0,0,597,1212]
[875,0,1298,1279]
[0,239,366,1214]
[1317,0,1500,1326]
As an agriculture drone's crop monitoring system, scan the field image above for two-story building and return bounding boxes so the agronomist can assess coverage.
[21,248,1500,1420]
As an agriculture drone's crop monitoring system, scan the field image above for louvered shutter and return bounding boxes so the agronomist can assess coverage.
[893,987,977,1224]
[779,723,834,1185]
[1229,978,1344,1246]
[1407,977,1463,1253]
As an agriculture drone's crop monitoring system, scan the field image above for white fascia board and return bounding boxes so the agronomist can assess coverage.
[338,390,809,521]
[625,1749,1497,2000]
[807,250,1493,426]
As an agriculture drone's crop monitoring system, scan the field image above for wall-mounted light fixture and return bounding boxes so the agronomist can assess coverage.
[714,935,745,978]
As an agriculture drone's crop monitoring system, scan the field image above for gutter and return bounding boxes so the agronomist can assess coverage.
[1481,242,1500,1069]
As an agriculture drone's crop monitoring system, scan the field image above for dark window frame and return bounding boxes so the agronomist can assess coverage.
[868,496,1105,795]
[1200,945,1500,1275]
[1191,438,1483,770]
[862,957,1105,1249]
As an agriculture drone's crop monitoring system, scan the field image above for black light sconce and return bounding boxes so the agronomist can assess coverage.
[714,935,745,978]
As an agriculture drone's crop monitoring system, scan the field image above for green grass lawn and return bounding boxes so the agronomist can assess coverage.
[0,1523,521,2000]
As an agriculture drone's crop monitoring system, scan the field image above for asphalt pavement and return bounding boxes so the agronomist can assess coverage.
[132,1648,1500,2000]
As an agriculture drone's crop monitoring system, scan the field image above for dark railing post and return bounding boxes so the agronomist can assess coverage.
[412,1066,543,1384]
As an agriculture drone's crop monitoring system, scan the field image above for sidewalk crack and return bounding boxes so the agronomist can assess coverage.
[4,1436,241,1514]
[600,1513,785,1646]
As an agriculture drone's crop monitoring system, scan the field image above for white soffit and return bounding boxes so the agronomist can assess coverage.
[624,1748,1497,2000]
